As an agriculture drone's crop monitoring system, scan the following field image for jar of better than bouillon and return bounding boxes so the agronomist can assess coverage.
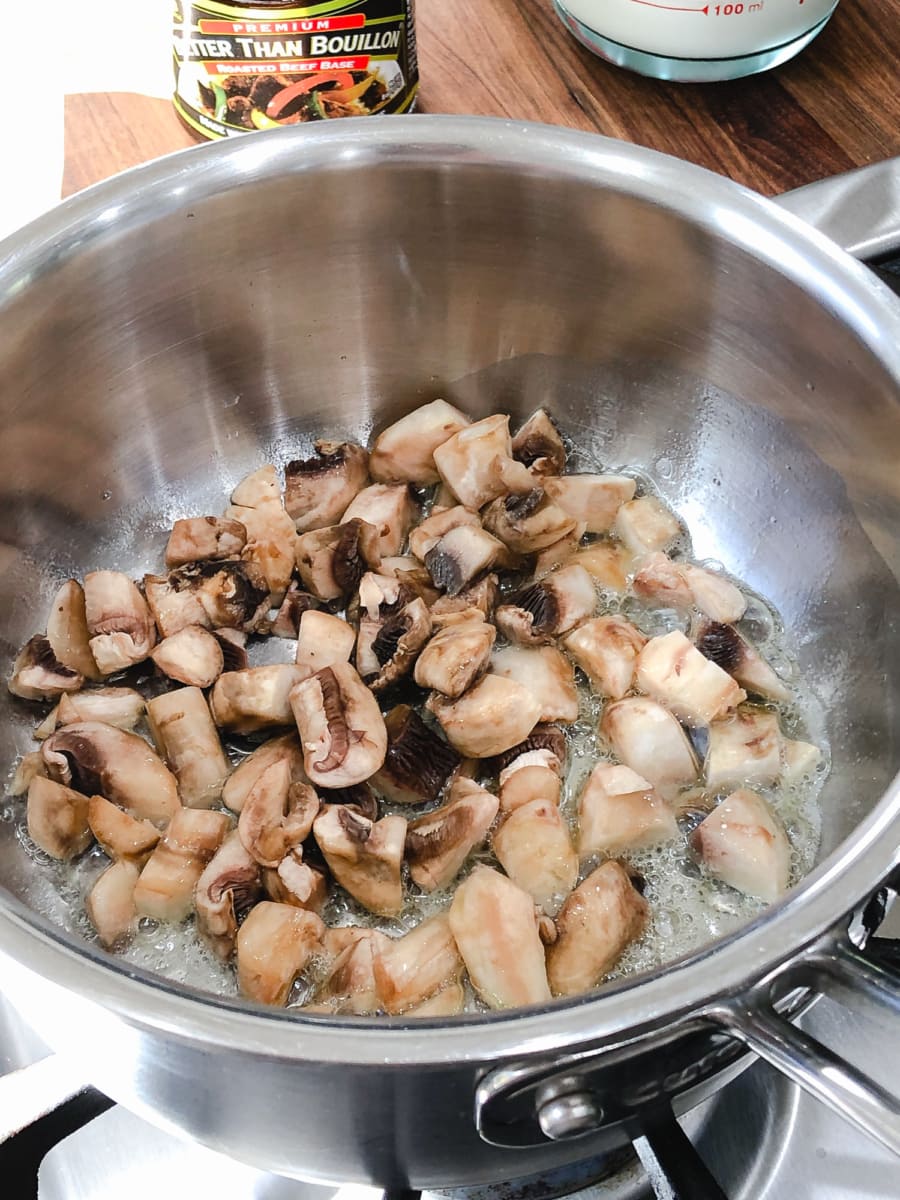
[173,0,418,139]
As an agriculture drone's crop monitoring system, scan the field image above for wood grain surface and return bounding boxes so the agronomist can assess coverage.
[63,0,900,199]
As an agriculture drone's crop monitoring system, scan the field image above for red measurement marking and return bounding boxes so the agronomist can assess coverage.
[630,0,709,9]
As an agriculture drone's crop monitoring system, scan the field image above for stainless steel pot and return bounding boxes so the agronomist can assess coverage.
[0,117,899,1192]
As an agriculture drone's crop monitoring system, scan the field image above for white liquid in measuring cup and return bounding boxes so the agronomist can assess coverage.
[555,0,840,80]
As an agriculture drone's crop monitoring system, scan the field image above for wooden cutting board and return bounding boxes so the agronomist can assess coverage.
[64,0,899,198]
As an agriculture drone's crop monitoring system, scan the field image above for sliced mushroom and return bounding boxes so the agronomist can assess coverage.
[493,797,577,915]
[295,518,381,602]
[414,616,495,699]
[424,526,505,596]
[147,687,230,808]
[482,489,576,554]
[495,564,596,645]
[380,558,441,604]
[144,560,270,638]
[8,751,46,797]
[633,553,746,624]
[88,794,160,862]
[164,516,247,569]
[296,609,356,676]
[150,626,224,688]
[83,570,156,674]
[546,861,648,997]
[263,849,328,914]
[214,627,249,671]
[43,722,180,827]
[341,483,417,559]
[691,788,791,903]
[315,782,379,821]
[490,644,579,724]
[402,980,466,1017]
[635,631,746,725]
[133,808,231,923]
[86,859,141,948]
[405,778,498,892]
[613,495,681,557]
[432,414,516,510]
[26,775,91,860]
[312,805,406,916]
[568,542,632,592]
[224,465,298,603]
[372,914,464,1014]
[782,739,822,782]
[369,399,470,484]
[499,749,562,813]
[372,705,461,805]
[222,733,308,814]
[8,635,83,701]
[532,525,587,579]
[236,901,326,1006]
[578,763,678,856]
[33,705,59,740]
[271,584,320,639]
[562,615,647,700]
[695,620,791,703]
[313,928,392,1014]
[57,687,145,730]
[46,580,101,680]
[511,409,566,477]
[290,662,388,788]
[600,698,699,793]
[238,760,320,868]
[284,441,370,532]
[356,581,432,690]
[195,830,263,960]
[448,866,551,1009]
[706,708,784,790]
[427,674,543,758]
[408,506,481,562]
[543,474,636,534]
[210,665,308,734]
[490,724,568,774]
[430,573,499,621]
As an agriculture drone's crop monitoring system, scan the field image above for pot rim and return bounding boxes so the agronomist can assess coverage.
[1,114,899,1066]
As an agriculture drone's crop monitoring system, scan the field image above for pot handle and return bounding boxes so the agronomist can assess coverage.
[772,157,900,262]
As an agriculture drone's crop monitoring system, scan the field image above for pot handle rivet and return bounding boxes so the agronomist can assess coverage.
[537,1091,602,1140]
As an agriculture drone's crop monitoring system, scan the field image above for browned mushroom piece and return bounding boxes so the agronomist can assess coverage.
[691,788,791,903]
[432,414,517,510]
[263,849,328,913]
[224,465,298,604]
[164,516,247,569]
[83,570,156,674]
[694,620,792,703]
[430,573,499,621]
[403,981,466,1017]
[222,732,308,814]
[482,487,576,554]
[633,552,746,624]
[578,763,678,856]
[238,759,320,868]
[360,596,432,692]
[636,631,746,725]
[568,542,632,592]
[88,795,160,862]
[405,778,499,892]
[371,705,461,805]
[150,626,225,688]
[600,698,699,794]
[26,776,92,860]
[56,687,145,730]
[210,665,308,734]
[532,525,587,579]
[543,474,636,534]
[379,558,442,605]
[295,518,382,602]
[236,901,326,1006]
[295,609,356,677]
[312,805,407,916]
[8,636,83,701]
[499,748,563,813]
[46,580,101,681]
[546,861,648,997]
[86,859,142,948]
[408,506,482,562]
[290,662,388,788]
[213,627,249,671]
[448,866,552,1009]
[284,441,370,533]
[144,560,270,638]
[372,914,464,1014]
[493,796,578,915]
[490,645,579,724]
[9,751,47,796]
[489,723,568,774]
[195,830,263,960]
[613,495,681,556]
[495,564,596,646]
[313,928,392,1014]
[133,808,232,923]
[369,399,470,485]
[341,483,417,559]
[315,782,379,821]
[424,526,505,597]
[147,687,230,808]
[413,616,495,699]
[511,408,567,477]
[42,722,181,827]
[705,707,784,790]
[561,615,647,700]
[271,584,321,639]
[427,675,543,758]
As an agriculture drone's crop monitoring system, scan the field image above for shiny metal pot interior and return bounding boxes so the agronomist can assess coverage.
[0,117,899,1188]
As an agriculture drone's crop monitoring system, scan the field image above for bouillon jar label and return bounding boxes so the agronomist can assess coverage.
[173,0,419,139]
